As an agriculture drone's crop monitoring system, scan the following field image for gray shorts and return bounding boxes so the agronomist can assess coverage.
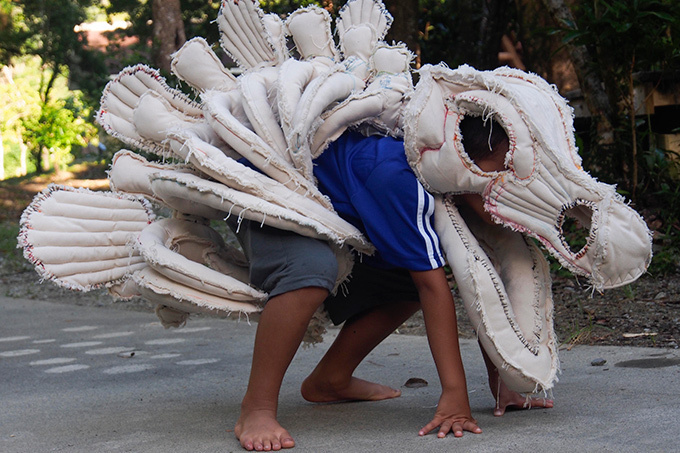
[232,219,338,299]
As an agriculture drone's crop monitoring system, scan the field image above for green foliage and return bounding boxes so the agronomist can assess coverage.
[0,1,28,66]
[0,221,25,273]
[566,0,680,74]
[2,56,98,176]
[551,0,680,274]
[561,0,680,186]
[21,97,96,171]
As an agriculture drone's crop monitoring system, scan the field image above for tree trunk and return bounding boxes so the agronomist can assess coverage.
[384,0,420,66]
[540,0,614,145]
[40,146,50,173]
[152,0,186,72]
[19,132,27,176]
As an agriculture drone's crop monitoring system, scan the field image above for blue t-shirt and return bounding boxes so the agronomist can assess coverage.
[314,131,445,271]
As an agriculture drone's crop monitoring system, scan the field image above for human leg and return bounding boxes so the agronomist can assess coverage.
[301,299,420,403]
[232,221,338,450]
[301,263,423,403]
[236,287,328,451]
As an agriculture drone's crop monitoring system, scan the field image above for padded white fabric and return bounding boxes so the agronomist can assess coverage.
[97,64,203,157]
[217,0,282,69]
[147,171,372,253]
[239,66,289,158]
[108,149,191,205]
[202,89,335,205]
[404,64,652,291]
[171,37,238,93]
[134,266,263,317]
[435,196,559,392]
[288,69,366,178]
[135,218,263,302]
[165,131,373,253]
[311,44,414,156]
[285,6,338,61]
[18,185,153,291]
[336,0,392,80]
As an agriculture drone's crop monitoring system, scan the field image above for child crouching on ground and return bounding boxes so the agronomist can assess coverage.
[233,116,550,451]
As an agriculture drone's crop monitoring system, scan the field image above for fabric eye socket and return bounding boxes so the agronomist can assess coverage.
[558,201,596,259]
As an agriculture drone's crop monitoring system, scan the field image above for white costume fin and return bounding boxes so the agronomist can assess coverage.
[18,185,154,291]
[285,6,338,62]
[171,37,238,93]
[238,67,289,159]
[135,218,263,303]
[97,64,204,157]
[336,0,393,78]
[217,0,283,69]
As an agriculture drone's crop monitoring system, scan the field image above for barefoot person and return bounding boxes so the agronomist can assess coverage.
[234,116,550,450]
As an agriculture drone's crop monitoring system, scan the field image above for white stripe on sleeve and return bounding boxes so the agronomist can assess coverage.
[416,183,444,268]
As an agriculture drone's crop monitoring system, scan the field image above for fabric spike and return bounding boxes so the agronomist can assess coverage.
[285,6,338,61]
[202,90,332,203]
[171,37,238,93]
[337,0,393,41]
[239,67,289,159]
[287,69,366,178]
[97,64,203,157]
[336,0,393,71]
[217,0,279,69]
[147,171,373,254]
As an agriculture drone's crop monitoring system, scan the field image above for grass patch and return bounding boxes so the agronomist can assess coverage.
[0,221,26,273]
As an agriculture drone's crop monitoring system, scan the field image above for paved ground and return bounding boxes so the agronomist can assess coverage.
[1,296,679,453]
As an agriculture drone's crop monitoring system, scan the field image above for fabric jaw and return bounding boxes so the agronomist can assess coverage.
[435,196,559,393]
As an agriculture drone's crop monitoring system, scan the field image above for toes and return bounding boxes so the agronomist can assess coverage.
[530,398,554,409]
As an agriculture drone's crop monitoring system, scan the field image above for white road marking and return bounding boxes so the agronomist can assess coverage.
[174,327,212,334]
[61,341,103,348]
[0,336,31,342]
[91,331,134,339]
[150,353,182,359]
[33,339,56,344]
[0,349,40,357]
[176,359,220,366]
[103,364,154,374]
[45,364,90,373]
[30,357,77,366]
[85,347,135,355]
[145,338,185,345]
[62,326,99,332]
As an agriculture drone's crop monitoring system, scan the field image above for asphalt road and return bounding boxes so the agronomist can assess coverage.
[1,296,679,453]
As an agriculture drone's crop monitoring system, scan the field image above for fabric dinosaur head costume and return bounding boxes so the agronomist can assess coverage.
[405,64,652,291]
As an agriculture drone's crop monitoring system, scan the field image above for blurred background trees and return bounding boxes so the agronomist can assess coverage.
[1,0,679,272]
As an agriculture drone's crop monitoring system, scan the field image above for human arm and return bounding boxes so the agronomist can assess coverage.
[410,267,482,437]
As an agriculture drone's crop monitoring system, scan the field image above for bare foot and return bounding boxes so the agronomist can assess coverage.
[491,377,554,417]
[301,372,401,403]
[234,408,295,451]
